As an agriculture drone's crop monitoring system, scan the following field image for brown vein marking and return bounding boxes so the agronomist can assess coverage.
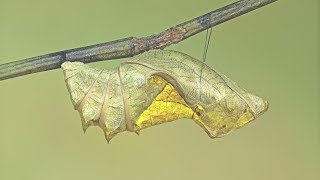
[98,71,112,129]
[118,64,133,132]
[75,70,103,110]
[63,63,87,83]
[64,69,81,81]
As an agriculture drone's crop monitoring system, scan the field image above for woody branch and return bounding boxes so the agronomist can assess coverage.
[0,0,277,81]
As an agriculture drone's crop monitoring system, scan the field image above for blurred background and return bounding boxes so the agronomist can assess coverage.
[0,0,319,179]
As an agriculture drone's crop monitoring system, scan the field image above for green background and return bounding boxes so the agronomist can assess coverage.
[0,0,319,179]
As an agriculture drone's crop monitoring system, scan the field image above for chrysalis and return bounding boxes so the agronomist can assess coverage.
[61,50,268,142]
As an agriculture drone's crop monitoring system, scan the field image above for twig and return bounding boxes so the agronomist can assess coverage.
[0,0,277,81]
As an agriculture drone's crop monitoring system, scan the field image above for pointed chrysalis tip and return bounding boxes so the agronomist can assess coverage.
[82,126,88,133]
[103,131,113,143]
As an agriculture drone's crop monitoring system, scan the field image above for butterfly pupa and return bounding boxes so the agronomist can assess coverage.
[61,50,268,142]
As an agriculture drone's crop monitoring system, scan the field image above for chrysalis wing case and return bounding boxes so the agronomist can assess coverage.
[61,50,268,142]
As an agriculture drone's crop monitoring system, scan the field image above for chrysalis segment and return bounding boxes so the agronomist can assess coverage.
[77,70,110,130]
[118,63,165,132]
[128,50,268,138]
[62,62,102,107]
[62,63,126,141]
[129,50,232,105]
[98,70,126,141]
[135,76,194,131]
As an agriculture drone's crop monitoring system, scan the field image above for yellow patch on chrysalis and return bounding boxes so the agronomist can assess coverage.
[134,76,194,131]
[236,111,255,128]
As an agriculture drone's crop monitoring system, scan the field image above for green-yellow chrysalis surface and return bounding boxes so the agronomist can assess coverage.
[61,50,268,142]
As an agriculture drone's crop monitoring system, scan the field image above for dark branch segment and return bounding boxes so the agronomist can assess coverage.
[0,0,277,81]
[0,38,135,80]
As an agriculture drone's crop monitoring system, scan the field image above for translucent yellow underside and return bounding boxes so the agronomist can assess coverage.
[134,76,195,131]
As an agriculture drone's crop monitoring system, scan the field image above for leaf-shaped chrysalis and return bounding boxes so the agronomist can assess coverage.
[61,50,268,142]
